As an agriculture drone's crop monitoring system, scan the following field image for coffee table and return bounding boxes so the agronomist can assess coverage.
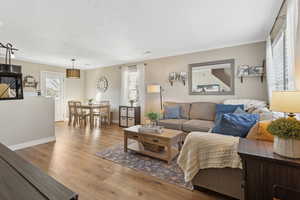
[123,125,185,164]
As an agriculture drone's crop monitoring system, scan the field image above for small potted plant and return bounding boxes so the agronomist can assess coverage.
[88,98,93,105]
[146,112,160,127]
[267,117,300,158]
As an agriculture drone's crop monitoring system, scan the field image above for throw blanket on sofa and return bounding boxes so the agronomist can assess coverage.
[177,132,242,182]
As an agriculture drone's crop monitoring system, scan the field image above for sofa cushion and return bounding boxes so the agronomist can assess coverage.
[158,119,188,130]
[182,120,215,132]
[189,102,216,121]
[164,102,191,119]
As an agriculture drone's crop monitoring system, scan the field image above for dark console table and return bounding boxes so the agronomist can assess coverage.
[0,143,78,200]
[238,138,300,200]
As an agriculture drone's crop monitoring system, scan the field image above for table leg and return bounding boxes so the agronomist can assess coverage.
[178,142,182,151]
[68,111,71,126]
[90,108,94,129]
[124,134,128,152]
[108,109,111,126]
[167,144,172,164]
[178,136,183,151]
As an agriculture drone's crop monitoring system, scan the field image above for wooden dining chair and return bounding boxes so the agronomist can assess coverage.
[92,101,110,127]
[68,101,76,126]
[74,101,89,128]
[99,105,110,127]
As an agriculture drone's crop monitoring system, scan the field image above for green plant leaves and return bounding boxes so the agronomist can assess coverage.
[267,118,300,139]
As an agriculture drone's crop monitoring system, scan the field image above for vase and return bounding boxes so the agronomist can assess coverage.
[150,120,157,127]
[273,136,300,158]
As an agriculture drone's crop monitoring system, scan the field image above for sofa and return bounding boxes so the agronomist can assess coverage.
[158,101,243,199]
[158,101,216,133]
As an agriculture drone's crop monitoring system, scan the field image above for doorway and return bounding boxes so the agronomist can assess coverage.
[40,71,65,121]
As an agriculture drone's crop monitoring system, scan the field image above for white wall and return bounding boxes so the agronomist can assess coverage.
[0,58,86,118]
[0,97,55,149]
[85,66,121,122]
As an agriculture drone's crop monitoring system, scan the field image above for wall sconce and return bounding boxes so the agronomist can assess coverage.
[168,72,187,86]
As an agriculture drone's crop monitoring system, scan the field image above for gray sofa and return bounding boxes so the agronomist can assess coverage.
[158,101,243,200]
[158,102,216,133]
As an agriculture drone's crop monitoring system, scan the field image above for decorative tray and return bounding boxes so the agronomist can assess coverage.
[138,125,163,134]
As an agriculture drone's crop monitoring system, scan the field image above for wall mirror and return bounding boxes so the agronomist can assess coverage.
[188,59,235,95]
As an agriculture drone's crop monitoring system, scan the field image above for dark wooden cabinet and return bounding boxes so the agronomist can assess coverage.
[238,139,300,200]
[0,143,78,200]
[119,106,141,127]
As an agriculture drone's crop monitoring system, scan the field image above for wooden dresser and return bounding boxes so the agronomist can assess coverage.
[119,106,141,127]
[238,138,300,200]
[0,143,78,200]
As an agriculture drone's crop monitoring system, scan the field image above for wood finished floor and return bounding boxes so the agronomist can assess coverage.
[17,122,222,200]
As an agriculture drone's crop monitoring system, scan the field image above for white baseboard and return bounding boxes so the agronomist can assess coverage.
[8,136,56,151]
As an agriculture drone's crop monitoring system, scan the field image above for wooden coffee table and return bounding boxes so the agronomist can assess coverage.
[123,125,185,164]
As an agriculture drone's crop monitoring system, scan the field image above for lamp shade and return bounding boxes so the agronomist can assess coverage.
[147,84,161,93]
[270,91,300,113]
[66,68,80,79]
[66,58,80,79]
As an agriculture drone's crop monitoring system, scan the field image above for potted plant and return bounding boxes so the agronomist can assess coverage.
[88,98,93,105]
[146,112,160,127]
[267,117,300,158]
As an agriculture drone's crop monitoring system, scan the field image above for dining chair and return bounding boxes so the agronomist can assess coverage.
[68,101,76,126]
[92,101,110,127]
[74,101,89,128]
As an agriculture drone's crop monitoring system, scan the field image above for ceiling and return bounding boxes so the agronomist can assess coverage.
[0,0,283,69]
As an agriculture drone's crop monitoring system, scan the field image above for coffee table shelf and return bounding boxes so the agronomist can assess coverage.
[123,125,185,164]
[128,141,179,162]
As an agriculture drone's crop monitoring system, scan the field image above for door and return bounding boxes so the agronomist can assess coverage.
[40,71,65,121]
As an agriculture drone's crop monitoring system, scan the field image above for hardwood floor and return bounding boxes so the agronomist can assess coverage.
[17,122,221,200]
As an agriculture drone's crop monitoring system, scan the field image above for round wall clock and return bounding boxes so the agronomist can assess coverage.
[96,76,108,93]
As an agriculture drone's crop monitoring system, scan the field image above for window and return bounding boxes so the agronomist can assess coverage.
[127,66,139,103]
[272,32,287,91]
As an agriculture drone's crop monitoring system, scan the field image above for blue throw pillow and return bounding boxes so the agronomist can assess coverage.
[164,105,181,119]
[212,113,259,138]
[234,107,247,114]
[215,104,245,123]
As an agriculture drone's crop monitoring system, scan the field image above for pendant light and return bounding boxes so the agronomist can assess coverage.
[66,58,80,79]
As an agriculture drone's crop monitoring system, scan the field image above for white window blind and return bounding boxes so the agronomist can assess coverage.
[127,66,139,103]
[272,32,287,91]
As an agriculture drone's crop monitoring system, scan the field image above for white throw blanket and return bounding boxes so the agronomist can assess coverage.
[177,132,242,182]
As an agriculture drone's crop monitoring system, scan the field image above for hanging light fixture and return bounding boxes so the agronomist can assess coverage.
[66,58,80,79]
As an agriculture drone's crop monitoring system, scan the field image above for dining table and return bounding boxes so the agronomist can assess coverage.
[80,104,111,129]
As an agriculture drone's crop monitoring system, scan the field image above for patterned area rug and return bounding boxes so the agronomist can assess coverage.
[96,142,193,190]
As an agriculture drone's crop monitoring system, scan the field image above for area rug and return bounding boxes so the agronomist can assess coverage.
[96,143,193,190]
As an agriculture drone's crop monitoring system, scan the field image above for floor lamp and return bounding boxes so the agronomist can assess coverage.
[147,84,163,110]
